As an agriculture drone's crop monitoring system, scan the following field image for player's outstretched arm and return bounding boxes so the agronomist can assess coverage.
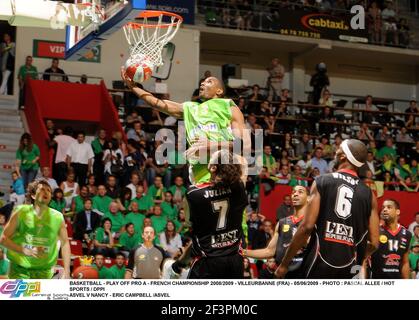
[121,67,183,119]
[231,106,251,158]
[245,224,279,260]
[275,181,321,278]
[59,221,71,279]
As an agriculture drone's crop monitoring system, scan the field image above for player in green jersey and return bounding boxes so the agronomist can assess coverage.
[121,68,251,184]
[0,180,71,279]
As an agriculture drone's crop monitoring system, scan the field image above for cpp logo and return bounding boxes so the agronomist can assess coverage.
[0,280,41,298]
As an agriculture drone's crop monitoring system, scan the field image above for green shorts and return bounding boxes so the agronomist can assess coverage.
[8,263,54,279]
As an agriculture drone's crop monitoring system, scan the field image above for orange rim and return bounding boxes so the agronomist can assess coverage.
[126,10,183,29]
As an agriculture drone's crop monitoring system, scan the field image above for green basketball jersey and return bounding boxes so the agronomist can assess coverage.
[183,99,235,183]
[7,204,64,270]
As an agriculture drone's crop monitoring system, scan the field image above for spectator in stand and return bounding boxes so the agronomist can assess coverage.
[262,145,278,175]
[296,133,313,159]
[396,127,414,143]
[0,33,15,95]
[267,58,285,101]
[258,258,277,279]
[247,85,265,114]
[381,1,398,45]
[161,191,178,221]
[289,165,308,187]
[66,131,94,186]
[365,151,381,179]
[259,100,273,117]
[36,166,58,191]
[125,139,144,182]
[310,147,329,175]
[408,212,419,234]
[361,95,378,124]
[126,171,142,200]
[276,194,294,221]
[131,185,153,214]
[59,168,79,211]
[150,205,168,236]
[319,89,333,107]
[408,140,419,162]
[399,177,419,192]
[9,171,25,205]
[376,138,397,162]
[87,174,98,196]
[127,121,147,142]
[281,132,296,160]
[398,18,410,47]
[17,55,38,107]
[45,119,57,142]
[357,122,374,142]
[108,253,126,279]
[43,58,68,82]
[49,188,66,215]
[149,110,164,126]
[91,129,107,185]
[169,176,187,208]
[92,253,110,279]
[119,223,141,257]
[296,151,312,173]
[405,100,418,123]
[53,127,76,185]
[309,62,329,105]
[317,136,334,160]
[106,175,120,200]
[368,2,382,44]
[236,97,247,114]
[112,131,128,157]
[383,171,396,191]
[147,176,167,206]
[92,185,113,215]
[126,111,145,129]
[73,198,101,241]
[411,225,419,248]
[243,257,255,279]
[124,202,145,234]
[409,241,419,278]
[94,218,117,258]
[159,220,182,258]
[247,211,266,244]
[394,156,411,181]
[104,201,125,234]
[15,133,40,189]
[276,164,291,185]
[103,139,124,180]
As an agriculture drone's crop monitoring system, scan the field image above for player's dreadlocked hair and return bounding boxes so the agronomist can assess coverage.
[209,150,242,188]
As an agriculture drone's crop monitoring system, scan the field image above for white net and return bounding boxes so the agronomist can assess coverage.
[123,12,182,67]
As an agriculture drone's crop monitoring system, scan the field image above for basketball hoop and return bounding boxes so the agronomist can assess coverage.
[123,11,183,67]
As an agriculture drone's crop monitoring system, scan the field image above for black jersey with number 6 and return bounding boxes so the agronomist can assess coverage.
[187,181,248,258]
[302,170,372,278]
[370,225,412,279]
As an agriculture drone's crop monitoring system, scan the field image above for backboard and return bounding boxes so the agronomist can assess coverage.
[65,0,147,60]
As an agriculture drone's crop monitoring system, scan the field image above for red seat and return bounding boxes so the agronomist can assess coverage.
[70,240,83,256]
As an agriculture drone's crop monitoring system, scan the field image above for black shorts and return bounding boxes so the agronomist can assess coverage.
[188,254,244,279]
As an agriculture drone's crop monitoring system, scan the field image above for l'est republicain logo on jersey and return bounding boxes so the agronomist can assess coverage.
[301,14,350,32]
[0,280,41,298]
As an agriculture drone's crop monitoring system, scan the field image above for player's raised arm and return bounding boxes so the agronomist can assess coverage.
[275,181,320,278]
[121,67,183,118]
[245,224,279,260]
[231,106,251,157]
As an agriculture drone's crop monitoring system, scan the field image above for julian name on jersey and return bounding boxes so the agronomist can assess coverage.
[211,229,239,248]
[332,173,359,186]
[324,221,354,246]
[203,187,232,199]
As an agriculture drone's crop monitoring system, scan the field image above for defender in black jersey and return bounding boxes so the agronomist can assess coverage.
[276,139,380,279]
[370,199,412,279]
[186,151,248,279]
[245,186,308,278]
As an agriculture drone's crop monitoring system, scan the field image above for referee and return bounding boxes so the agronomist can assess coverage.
[125,226,169,279]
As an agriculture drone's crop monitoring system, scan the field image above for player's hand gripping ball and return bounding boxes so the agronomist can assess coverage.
[124,58,153,83]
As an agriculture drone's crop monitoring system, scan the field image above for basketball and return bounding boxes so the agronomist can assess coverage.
[125,59,153,83]
[72,266,99,279]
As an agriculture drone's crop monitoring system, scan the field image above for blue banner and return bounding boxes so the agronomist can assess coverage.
[146,0,195,25]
